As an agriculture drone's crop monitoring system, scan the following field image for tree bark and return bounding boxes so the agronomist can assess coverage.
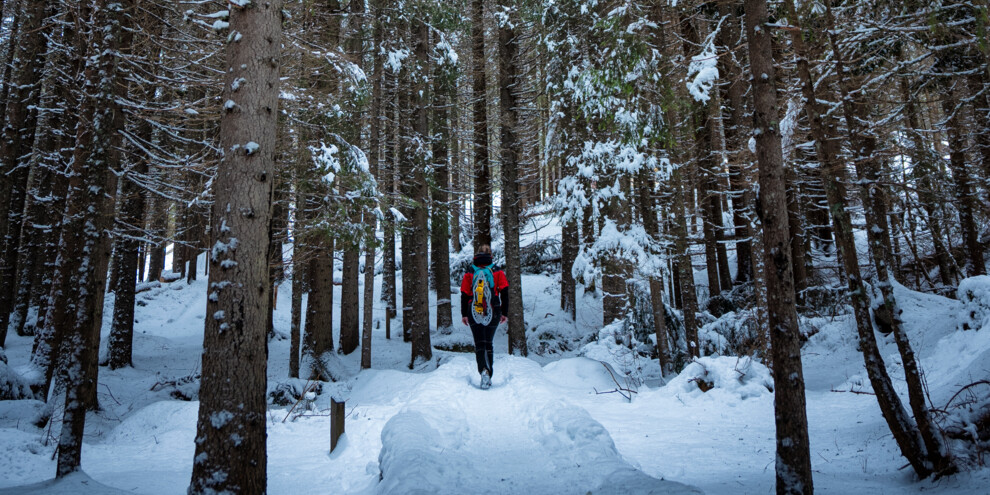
[470,0,491,249]
[304,235,334,379]
[716,2,753,284]
[499,9,527,355]
[0,0,47,342]
[431,49,453,334]
[743,0,813,491]
[406,15,432,366]
[55,0,127,475]
[189,0,282,491]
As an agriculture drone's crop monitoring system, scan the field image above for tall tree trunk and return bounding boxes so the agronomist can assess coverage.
[189,0,282,491]
[717,1,753,284]
[362,0,385,369]
[304,235,334,379]
[639,167,668,373]
[826,6,956,475]
[450,77,463,254]
[0,0,47,342]
[743,0,813,492]
[943,92,986,277]
[407,14,432,366]
[673,168,698,358]
[338,0,365,357]
[499,9,526,355]
[431,51,453,334]
[55,0,127,475]
[470,0,491,249]
[146,197,166,281]
[289,183,305,378]
[106,151,148,369]
[380,70,397,328]
[361,217,375,369]
[786,169,808,304]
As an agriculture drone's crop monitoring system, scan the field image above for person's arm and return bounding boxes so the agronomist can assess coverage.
[460,273,472,324]
[495,270,509,322]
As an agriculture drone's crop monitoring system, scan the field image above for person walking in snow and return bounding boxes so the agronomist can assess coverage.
[460,244,509,389]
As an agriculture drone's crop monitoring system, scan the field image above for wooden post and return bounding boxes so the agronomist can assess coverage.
[385,308,392,339]
[330,399,345,453]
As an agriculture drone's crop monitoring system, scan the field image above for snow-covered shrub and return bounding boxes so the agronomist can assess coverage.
[300,351,351,382]
[626,281,684,360]
[958,275,990,332]
[580,321,658,381]
[151,372,200,401]
[529,325,574,356]
[704,294,738,318]
[267,378,323,406]
[800,284,850,318]
[519,237,561,274]
[0,349,33,400]
[940,380,990,466]
[665,356,773,399]
[698,310,760,357]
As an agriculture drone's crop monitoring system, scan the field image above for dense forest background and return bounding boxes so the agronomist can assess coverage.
[0,0,989,493]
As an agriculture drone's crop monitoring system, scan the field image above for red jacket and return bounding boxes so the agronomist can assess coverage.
[460,261,509,321]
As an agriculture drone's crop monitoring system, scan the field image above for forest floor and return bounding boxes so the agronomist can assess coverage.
[2,238,990,493]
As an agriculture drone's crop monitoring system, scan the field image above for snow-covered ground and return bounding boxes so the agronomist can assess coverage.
[2,243,990,493]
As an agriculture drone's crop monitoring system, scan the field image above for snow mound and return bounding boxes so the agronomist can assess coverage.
[103,400,198,446]
[665,356,772,400]
[959,275,990,332]
[0,471,131,495]
[542,357,624,392]
[377,356,701,494]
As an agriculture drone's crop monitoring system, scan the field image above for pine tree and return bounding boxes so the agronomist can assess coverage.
[189,0,283,490]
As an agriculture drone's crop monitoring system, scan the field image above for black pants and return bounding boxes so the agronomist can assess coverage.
[470,323,497,376]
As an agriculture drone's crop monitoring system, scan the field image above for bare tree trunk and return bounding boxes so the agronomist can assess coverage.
[498,9,526,355]
[786,169,808,304]
[743,0,813,491]
[407,14,432,366]
[717,2,753,284]
[289,224,303,378]
[55,0,127,475]
[826,6,956,475]
[470,0,491,249]
[188,1,281,492]
[944,91,986,277]
[106,149,148,369]
[431,50,453,334]
[639,166,668,373]
[450,77,463,254]
[380,71,397,328]
[361,218,375,369]
[0,0,46,342]
[304,236,334,378]
[673,168,698,358]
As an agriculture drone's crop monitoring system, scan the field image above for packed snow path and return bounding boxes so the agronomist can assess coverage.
[376,355,700,494]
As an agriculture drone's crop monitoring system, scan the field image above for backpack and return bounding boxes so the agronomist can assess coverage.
[470,264,496,326]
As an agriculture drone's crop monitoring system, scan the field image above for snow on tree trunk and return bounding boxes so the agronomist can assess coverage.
[188,0,282,491]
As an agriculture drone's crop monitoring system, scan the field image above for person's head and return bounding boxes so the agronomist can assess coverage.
[474,244,493,266]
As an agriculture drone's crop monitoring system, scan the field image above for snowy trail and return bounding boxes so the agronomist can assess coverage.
[377,355,700,494]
